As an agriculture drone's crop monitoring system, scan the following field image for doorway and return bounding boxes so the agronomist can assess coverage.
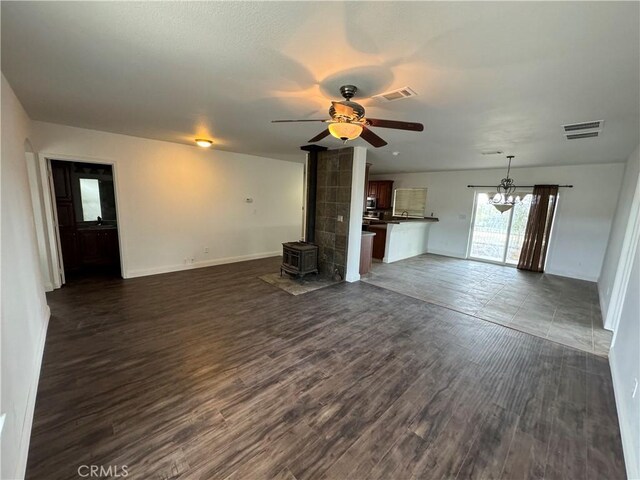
[468,192,533,265]
[50,160,121,282]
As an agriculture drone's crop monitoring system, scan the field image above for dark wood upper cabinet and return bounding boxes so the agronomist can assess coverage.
[367,180,394,210]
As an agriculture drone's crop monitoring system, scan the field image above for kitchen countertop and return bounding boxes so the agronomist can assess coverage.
[361,231,376,237]
[77,224,118,230]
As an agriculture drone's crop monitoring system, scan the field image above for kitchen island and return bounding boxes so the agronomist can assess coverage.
[364,217,439,263]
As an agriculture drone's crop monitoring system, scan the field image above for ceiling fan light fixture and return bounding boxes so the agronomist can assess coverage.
[195,138,213,148]
[328,122,363,141]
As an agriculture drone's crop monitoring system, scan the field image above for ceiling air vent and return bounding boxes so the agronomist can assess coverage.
[562,119,603,140]
[563,120,603,132]
[372,87,417,102]
[566,131,600,140]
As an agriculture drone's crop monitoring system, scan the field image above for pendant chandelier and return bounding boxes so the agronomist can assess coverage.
[488,155,522,213]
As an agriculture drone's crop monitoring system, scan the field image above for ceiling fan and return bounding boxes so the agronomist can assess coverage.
[271,85,424,148]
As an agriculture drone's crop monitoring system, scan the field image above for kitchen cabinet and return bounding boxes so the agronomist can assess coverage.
[78,228,120,268]
[369,225,387,260]
[359,232,376,274]
[367,180,394,210]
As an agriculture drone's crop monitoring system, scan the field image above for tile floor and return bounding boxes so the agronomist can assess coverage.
[361,254,612,356]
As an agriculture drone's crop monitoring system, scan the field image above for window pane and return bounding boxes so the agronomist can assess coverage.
[469,193,510,262]
[505,194,533,264]
[393,188,427,217]
[80,178,102,221]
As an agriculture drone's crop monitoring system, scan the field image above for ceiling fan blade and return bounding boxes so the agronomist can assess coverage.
[271,119,327,123]
[332,101,355,117]
[365,118,424,131]
[308,129,330,143]
[360,126,388,148]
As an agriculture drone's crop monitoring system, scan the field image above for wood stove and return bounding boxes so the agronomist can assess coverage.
[281,242,318,278]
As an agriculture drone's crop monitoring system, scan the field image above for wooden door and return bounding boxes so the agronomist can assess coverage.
[51,161,82,271]
[58,230,80,270]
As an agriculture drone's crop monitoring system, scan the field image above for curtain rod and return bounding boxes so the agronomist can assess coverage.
[466,185,573,188]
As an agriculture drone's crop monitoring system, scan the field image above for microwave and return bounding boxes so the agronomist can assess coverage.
[366,197,376,210]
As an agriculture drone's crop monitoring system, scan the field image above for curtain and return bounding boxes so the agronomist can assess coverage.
[517,185,559,272]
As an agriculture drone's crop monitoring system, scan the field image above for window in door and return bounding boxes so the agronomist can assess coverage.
[469,192,532,265]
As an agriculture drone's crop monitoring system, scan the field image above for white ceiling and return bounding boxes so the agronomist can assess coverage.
[2,1,639,173]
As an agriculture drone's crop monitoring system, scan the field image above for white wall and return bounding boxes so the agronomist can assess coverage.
[1,75,50,479]
[596,144,640,479]
[371,162,624,281]
[345,147,367,282]
[598,145,640,323]
[609,238,640,480]
[33,122,304,278]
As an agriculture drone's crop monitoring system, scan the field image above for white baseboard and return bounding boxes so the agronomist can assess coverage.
[14,305,50,480]
[543,267,598,282]
[609,346,639,480]
[124,251,281,279]
[426,249,466,259]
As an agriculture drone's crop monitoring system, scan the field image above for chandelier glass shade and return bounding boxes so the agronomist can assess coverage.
[328,121,363,141]
[488,156,522,212]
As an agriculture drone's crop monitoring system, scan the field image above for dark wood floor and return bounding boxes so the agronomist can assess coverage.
[27,257,625,479]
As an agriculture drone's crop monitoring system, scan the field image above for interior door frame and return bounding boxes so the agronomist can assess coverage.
[607,172,640,334]
[38,153,128,284]
[45,160,66,286]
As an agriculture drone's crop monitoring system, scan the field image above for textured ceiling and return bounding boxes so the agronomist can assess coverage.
[2,1,639,173]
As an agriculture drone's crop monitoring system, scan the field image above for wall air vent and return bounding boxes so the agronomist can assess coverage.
[372,87,417,102]
[566,131,600,140]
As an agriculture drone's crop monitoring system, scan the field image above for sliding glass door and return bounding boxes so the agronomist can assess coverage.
[469,192,532,265]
